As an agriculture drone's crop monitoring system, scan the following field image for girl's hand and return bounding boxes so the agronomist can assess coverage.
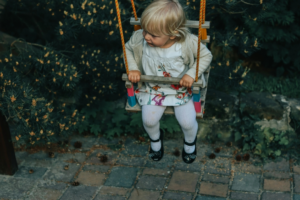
[180,74,194,88]
[128,70,141,83]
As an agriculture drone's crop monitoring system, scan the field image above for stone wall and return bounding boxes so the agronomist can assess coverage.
[197,89,300,143]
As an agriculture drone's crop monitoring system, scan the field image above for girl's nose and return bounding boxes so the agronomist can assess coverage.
[144,33,150,40]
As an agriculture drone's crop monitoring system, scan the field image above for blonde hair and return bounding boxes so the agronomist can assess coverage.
[140,0,190,43]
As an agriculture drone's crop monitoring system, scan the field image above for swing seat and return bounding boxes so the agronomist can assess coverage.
[122,66,211,119]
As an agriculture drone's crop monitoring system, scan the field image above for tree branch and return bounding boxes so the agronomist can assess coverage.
[240,0,260,5]
[220,7,245,14]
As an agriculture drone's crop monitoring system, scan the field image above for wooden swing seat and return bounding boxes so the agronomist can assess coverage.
[122,66,210,118]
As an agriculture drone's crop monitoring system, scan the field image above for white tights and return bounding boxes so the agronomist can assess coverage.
[142,99,198,153]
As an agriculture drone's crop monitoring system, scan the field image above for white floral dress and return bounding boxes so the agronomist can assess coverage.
[135,39,198,106]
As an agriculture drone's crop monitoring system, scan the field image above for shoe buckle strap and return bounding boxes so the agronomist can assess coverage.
[184,136,197,146]
[150,138,160,142]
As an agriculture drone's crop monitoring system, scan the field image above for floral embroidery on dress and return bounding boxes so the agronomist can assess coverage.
[152,94,166,106]
[152,85,161,91]
[170,84,182,90]
[163,71,171,77]
[175,93,185,99]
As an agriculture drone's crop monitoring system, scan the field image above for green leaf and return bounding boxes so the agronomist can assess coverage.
[160,116,181,133]
[240,103,246,113]
[77,119,89,133]
[254,143,262,155]
[235,131,242,141]
[81,106,97,118]
[99,101,116,114]
[279,137,289,146]
[90,124,101,136]
[130,113,143,128]
[274,150,281,156]
[106,127,123,137]
[243,143,250,151]
[263,128,274,143]
[111,109,128,124]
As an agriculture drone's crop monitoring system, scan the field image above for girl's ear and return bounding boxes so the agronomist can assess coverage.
[170,30,179,40]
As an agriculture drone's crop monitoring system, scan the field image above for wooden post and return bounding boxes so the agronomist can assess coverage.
[0,113,18,175]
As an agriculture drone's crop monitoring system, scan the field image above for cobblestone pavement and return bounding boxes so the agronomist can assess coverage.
[1,135,300,200]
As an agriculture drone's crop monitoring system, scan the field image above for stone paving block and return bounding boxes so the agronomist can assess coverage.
[95,195,125,200]
[0,177,36,199]
[13,166,48,179]
[86,149,118,165]
[143,168,169,176]
[124,138,136,145]
[294,174,300,193]
[57,152,86,163]
[195,195,226,200]
[43,162,81,182]
[199,182,228,198]
[36,179,67,190]
[15,151,29,165]
[82,164,110,173]
[234,162,262,174]
[261,192,290,200]
[104,167,138,188]
[205,158,231,175]
[116,156,145,166]
[294,165,300,174]
[163,191,193,200]
[294,194,300,200]
[98,137,120,145]
[231,173,260,192]
[201,174,229,184]
[27,188,63,200]
[206,147,233,158]
[263,172,290,179]
[263,158,290,172]
[145,154,177,169]
[175,159,204,172]
[230,192,258,200]
[136,175,167,190]
[263,179,290,192]
[121,143,148,156]
[21,152,58,167]
[59,184,98,200]
[163,140,182,154]
[69,136,99,150]
[76,171,106,186]
[168,171,199,193]
[73,152,88,162]
[99,186,129,196]
[129,189,160,200]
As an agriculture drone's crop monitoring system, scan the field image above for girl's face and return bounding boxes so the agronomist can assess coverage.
[142,30,177,48]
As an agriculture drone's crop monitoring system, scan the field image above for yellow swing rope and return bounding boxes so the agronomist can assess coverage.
[130,0,142,31]
[195,0,205,82]
[130,0,138,20]
[115,0,129,75]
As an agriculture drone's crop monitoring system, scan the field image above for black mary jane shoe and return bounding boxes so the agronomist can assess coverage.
[148,129,164,162]
[182,136,197,164]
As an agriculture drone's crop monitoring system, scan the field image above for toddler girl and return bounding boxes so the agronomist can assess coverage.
[125,0,212,164]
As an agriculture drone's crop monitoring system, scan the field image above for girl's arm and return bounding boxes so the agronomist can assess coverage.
[123,30,143,82]
[185,34,213,80]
